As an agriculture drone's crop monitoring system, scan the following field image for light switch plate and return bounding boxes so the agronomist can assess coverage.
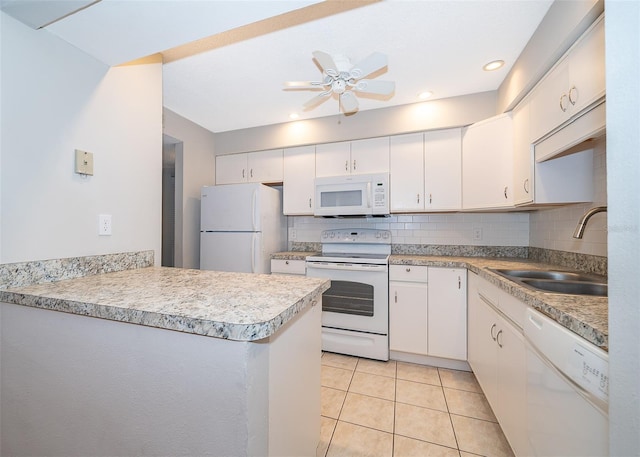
[75,149,94,175]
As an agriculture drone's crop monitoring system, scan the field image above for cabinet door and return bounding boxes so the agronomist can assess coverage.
[389,281,428,355]
[529,59,570,142]
[427,268,467,360]
[248,149,283,183]
[467,274,499,407]
[496,312,527,457]
[389,133,424,212]
[568,17,605,116]
[315,142,351,177]
[283,146,315,215]
[216,153,247,184]
[424,128,462,211]
[512,103,533,205]
[350,137,390,175]
[462,113,514,209]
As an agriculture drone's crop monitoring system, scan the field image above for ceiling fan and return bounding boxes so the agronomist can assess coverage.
[285,51,395,114]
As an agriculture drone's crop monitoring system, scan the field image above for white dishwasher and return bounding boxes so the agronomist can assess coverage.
[524,308,609,456]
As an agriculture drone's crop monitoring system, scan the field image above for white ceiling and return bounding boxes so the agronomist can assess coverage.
[4,0,554,133]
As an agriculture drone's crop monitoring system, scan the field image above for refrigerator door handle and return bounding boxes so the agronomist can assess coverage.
[251,232,257,273]
[252,189,257,231]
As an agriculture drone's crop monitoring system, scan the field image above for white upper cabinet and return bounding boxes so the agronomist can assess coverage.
[529,16,605,143]
[424,128,462,211]
[247,149,283,183]
[216,153,248,185]
[462,113,514,210]
[390,133,424,212]
[283,145,315,215]
[350,137,390,175]
[315,137,389,177]
[216,149,283,185]
[389,129,461,213]
[512,102,533,205]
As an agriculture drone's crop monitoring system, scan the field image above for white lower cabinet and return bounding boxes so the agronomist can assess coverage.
[389,265,466,361]
[271,259,306,276]
[467,271,527,456]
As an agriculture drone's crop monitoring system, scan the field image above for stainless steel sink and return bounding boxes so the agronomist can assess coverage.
[520,279,608,297]
[490,268,607,297]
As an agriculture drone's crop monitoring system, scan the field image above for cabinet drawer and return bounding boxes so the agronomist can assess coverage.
[389,265,428,282]
[271,259,306,275]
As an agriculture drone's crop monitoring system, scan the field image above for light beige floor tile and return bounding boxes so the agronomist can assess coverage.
[438,368,482,393]
[322,365,354,391]
[444,387,497,422]
[340,392,395,433]
[349,371,396,401]
[451,414,514,457]
[322,352,359,371]
[394,402,458,449]
[397,361,441,386]
[393,435,460,457]
[396,379,448,412]
[317,416,337,457]
[356,358,397,378]
[322,386,347,419]
[327,421,393,457]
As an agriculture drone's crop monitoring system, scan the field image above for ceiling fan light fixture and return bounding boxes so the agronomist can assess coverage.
[483,60,505,71]
[289,113,299,120]
[418,91,433,100]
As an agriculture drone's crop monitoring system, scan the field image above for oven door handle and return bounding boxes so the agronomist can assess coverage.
[306,262,388,272]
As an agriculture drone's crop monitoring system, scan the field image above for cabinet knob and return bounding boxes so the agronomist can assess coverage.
[458,277,461,289]
[309,198,312,208]
[504,186,508,199]
[345,160,349,171]
[405,267,411,272]
[417,194,420,204]
[285,260,289,265]
[524,178,530,194]
[429,193,432,204]
[250,168,253,178]
[353,159,357,170]
[394,291,398,303]
[496,329,503,348]
[242,169,245,178]
[490,323,497,341]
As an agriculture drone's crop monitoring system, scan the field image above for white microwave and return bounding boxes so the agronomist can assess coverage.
[314,173,389,217]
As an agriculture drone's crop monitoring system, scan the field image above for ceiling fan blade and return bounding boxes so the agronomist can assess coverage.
[340,91,359,113]
[284,81,325,90]
[312,51,339,76]
[353,79,395,96]
[350,52,388,79]
[303,91,331,110]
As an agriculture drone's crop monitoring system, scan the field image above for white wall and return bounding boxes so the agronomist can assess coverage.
[163,109,216,269]
[0,12,162,264]
[529,140,607,257]
[605,1,640,454]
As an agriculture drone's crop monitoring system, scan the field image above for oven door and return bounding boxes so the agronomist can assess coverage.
[305,261,388,335]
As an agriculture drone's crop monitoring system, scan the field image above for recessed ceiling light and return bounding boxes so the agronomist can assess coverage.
[418,91,433,100]
[483,60,505,71]
[289,113,299,120]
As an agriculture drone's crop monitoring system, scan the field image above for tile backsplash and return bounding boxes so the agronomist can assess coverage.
[288,212,530,248]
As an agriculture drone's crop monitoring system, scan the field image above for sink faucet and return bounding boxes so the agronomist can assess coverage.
[573,206,607,239]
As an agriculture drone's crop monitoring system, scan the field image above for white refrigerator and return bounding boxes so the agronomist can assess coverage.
[200,183,286,274]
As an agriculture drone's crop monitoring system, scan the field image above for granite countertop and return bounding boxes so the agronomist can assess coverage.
[272,251,320,260]
[390,255,608,350]
[0,267,330,342]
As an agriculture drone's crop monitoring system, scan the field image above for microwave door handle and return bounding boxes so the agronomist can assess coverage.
[367,182,372,208]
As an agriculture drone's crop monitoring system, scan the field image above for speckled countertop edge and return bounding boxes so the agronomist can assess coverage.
[272,251,320,261]
[1,267,330,342]
[390,255,608,350]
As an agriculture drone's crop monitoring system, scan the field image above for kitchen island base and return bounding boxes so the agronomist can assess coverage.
[0,301,321,457]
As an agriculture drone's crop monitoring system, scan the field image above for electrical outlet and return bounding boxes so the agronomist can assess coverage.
[290,228,297,240]
[473,227,483,241]
[99,214,112,236]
